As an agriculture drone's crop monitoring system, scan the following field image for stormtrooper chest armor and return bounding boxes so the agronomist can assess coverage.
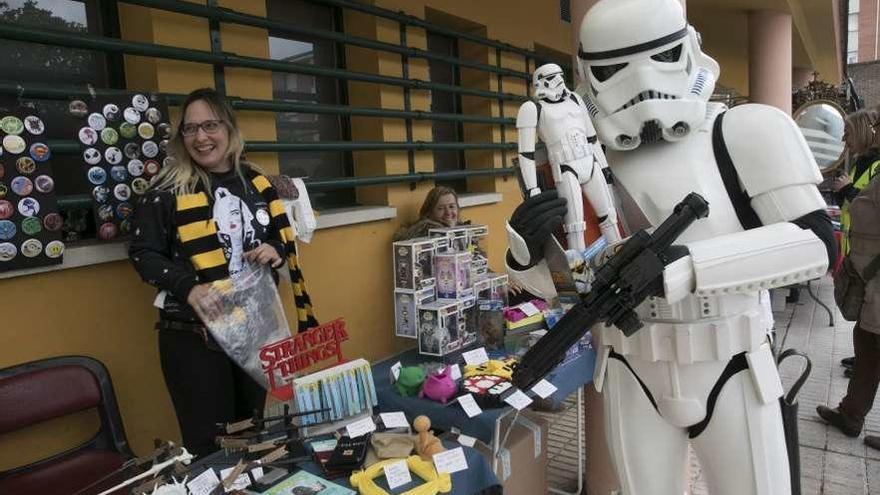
[537,98,595,166]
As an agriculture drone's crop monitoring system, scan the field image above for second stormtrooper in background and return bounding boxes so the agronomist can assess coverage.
[516,63,621,251]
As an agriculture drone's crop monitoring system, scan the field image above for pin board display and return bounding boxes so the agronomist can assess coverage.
[0,98,64,272]
[69,93,172,241]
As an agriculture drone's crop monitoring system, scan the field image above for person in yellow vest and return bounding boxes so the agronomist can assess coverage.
[129,88,316,456]
[831,109,880,377]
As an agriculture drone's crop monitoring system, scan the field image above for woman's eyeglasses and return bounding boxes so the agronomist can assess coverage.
[181,119,223,136]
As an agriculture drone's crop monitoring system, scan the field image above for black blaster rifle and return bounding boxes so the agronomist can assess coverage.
[512,192,709,391]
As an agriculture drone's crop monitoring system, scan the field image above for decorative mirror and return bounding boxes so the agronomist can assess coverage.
[793,99,847,176]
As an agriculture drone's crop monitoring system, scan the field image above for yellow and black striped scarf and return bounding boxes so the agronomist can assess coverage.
[173,172,318,332]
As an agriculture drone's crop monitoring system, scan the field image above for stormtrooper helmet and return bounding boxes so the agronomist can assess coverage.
[533,63,568,101]
[578,0,720,150]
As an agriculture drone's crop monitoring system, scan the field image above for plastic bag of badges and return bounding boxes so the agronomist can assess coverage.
[203,263,292,391]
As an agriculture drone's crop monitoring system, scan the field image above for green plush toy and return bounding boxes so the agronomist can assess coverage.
[395,366,426,396]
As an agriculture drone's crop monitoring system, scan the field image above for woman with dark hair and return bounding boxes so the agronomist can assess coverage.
[393,186,463,241]
[129,88,316,456]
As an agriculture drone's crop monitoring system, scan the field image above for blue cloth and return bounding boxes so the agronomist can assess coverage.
[371,347,595,444]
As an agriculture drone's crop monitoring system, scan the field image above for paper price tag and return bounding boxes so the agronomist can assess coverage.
[346,416,377,438]
[391,361,403,381]
[457,434,477,447]
[186,468,221,495]
[433,447,468,474]
[449,363,462,380]
[462,347,489,366]
[384,459,413,489]
[504,389,533,410]
[519,301,540,316]
[310,439,338,453]
[457,394,483,418]
[531,379,558,399]
[219,467,251,491]
[380,411,410,429]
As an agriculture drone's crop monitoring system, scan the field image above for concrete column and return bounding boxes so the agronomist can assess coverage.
[748,10,793,114]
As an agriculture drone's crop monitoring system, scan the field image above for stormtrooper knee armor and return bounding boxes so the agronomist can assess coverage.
[517,63,621,250]
[508,0,835,493]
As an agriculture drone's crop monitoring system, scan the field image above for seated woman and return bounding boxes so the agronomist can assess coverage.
[393,186,463,241]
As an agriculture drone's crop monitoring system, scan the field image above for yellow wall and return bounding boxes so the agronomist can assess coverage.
[0,0,553,466]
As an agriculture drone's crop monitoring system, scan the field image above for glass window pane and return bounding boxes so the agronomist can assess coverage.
[850,0,860,14]
[849,13,859,32]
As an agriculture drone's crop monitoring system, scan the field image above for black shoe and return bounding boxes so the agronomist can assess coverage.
[841,356,855,367]
[866,436,880,451]
[845,368,854,379]
[816,405,862,437]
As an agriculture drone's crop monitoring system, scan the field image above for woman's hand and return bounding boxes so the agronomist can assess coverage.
[243,243,284,268]
[830,174,851,192]
[187,283,223,322]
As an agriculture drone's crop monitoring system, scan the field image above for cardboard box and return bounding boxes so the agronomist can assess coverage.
[418,299,461,356]
[434,251,473,299]
[394,286,435,338]
[393,237,437,290]
[476,412,548,495]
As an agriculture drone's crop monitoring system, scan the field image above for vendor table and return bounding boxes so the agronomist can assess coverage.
[188,439,498,494]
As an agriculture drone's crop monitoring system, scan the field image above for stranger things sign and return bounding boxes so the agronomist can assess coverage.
[260,318,349,400]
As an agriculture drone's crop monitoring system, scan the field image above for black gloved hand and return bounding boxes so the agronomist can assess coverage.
[508,190,568,267]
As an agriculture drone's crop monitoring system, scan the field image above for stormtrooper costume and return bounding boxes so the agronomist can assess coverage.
[507,1,836,493]
[516,63,622,250]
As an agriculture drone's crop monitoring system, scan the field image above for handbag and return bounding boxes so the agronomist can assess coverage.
[834,255,880,321]
[777,349,811,495]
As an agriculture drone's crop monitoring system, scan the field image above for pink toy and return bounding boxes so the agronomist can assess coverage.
[418,366,458,404]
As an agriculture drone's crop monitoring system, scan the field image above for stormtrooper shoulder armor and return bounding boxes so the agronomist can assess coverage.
[516,100,539,129]
[721,104,823,196]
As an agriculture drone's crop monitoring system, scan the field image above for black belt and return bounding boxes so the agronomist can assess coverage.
[156,320,221,351]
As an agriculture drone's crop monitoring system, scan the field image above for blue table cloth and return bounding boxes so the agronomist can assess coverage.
[193,439,498,494]
[370,346,596,444]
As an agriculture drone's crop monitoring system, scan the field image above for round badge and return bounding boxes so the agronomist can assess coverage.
[0,184,7,198]
[88,112,107,131]
[78,127,98,146]
[100,127,119,146]
[20,238,42,258]
[0,220,15,240]
[127,159,145,177]
[29,142,50,162]
[138,122,155,140]
[18,197,40,217]
[102,103,120,122]
[132,94,150,112]
[119,122,137,139]
[0,115,24,135]
[104,147,123,165]
[146,107,162,124]
[16,157,35,175]
[98,222,118,240]
[158,122,172,139]
[21,216,41,236]
[92,185,110,203]
[83,147,102,165]
[24,116,44,135]
[142,140,159,158]
[145,159,160,176]
[256,208,271,226]
[131,177,149,195]
[3,134,26,154]
[97,204,114,221]
[0,200,12,220]
[45,240,64,259]
[69,100,88,118]
[11,176,33,196]
[87,166,107,185]
[114,183,131,201]
[123,107,141,125]
[43,213,63,232]
[119,219,132,235]
[34,175,54,194]
[0,242,16,262]
[110,165,128,183]
[123,142,140,160]
[116,202,133,219]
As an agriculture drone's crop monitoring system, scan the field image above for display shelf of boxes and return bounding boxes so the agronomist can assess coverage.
[391,225,508,356]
